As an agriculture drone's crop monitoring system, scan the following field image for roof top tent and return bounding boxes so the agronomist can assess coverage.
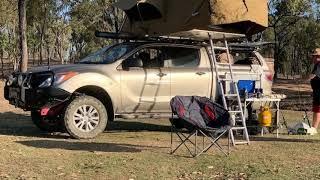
[114,0,268,40]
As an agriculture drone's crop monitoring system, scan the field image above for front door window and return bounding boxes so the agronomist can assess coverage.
[120,46,171,113]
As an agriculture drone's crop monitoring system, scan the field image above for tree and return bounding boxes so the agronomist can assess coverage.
[265,0,319,78]
[68,0,124,62]
[18,0,28,72]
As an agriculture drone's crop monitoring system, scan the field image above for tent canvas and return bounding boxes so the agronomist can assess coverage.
[114,0,268,39]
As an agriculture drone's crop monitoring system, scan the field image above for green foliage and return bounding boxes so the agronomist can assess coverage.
[0,0,122,66]
[0,0,319,76]
[266,0,320,77]
[68,0,116,60]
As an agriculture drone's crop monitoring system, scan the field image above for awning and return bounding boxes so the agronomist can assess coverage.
[114,0,268,38]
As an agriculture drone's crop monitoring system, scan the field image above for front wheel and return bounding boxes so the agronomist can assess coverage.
[64,95,108,139]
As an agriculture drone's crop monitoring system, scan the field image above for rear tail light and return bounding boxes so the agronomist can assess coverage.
[265,73,273,82]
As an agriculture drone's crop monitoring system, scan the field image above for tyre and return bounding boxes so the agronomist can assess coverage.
[64,95,108,139]
[31,111,64,132]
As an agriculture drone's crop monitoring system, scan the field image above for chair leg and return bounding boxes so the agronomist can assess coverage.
[170,126,173,154]
[230,129,236,146]
[195,130,197,156]
[171,131,197,156]
[202,135,205,150]
[201,129,230,156]
[171,127,231,157]
[228,130,231,155]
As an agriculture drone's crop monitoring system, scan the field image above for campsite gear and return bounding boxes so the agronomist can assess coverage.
[246,109,260,135]
[170,96,231,157]
[207,35,252,146]
[255,88,263,98]
[115,0,268,37]
[288,122,311,135]
[258,106,272,127]
[238,80,255,94]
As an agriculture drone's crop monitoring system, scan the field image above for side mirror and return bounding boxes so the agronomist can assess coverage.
[122,58,143,71]
[122,59,130,71]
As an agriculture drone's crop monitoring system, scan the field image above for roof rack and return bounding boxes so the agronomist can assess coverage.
[95,30,247,45]
[228,42,274,51]
[95,31,205,45]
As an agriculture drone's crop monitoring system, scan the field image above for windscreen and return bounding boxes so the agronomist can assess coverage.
[79,43,138,64]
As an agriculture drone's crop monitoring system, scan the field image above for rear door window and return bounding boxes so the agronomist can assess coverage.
[232,51,261,65]
[127,47,164,68]
[163,47,200,68]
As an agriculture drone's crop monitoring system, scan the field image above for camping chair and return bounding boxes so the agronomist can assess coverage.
[169,96,231,157]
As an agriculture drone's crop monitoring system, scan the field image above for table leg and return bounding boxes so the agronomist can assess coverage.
[276,101,280,138]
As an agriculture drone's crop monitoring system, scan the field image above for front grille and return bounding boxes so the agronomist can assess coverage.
[9,71,54,88]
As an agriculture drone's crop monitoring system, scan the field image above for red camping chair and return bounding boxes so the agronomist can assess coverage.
[170,96,231,157]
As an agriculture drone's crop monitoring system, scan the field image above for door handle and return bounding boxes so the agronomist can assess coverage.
[196,72,206,76]
[157,72,167,77]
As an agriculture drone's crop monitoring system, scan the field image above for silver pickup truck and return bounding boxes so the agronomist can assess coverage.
[4,41,273,139]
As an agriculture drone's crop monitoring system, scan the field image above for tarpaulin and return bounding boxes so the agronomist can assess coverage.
[114,0,268,38]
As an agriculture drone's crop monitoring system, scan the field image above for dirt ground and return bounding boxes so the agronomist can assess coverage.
[1,80,320,179]
[272,78,313,111]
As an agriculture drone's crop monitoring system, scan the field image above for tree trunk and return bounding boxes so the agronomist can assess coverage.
[47,46,51,66]
[18,0,28,73]
[32,46,36,65]
[39,34,43,65]
[273,26,279,80]
[0,49,4,77]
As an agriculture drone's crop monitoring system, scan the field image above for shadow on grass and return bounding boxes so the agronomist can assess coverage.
[0,111,171,138]
[0,112,70,138]
[17,140,145,153]
[251,136,320,143]
[107,120,171,132]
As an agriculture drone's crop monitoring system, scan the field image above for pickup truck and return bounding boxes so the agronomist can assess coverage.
[4,41,273,139]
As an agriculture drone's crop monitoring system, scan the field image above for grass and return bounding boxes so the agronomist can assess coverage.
[0,110,320,179]
[1,80,320,179]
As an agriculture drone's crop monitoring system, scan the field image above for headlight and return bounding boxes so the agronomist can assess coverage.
[54,71,78,85]
[6,75,16,86]
[38,76,53,88]
[18,74,24,86]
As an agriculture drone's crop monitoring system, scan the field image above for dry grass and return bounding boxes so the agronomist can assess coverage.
[1,80,320,179]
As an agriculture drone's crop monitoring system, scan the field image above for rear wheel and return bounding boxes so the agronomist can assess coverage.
[31,111,64,132]
[64,95,108,139]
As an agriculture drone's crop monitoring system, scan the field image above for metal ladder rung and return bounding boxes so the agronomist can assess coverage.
[228,110,242,114]
[235,120,244,122]
[231,127,247,130]
[220,78,237,82]
[217,62,232,66]
[224,94,238,97]
[212,46,228,50]
[234,141,250,145]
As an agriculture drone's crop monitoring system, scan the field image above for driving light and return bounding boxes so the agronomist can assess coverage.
[38,76,53,88]
[6,75,16,86]
[54,71,78,85]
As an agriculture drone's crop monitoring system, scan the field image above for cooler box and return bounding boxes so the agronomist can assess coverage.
[237,80,255,93]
